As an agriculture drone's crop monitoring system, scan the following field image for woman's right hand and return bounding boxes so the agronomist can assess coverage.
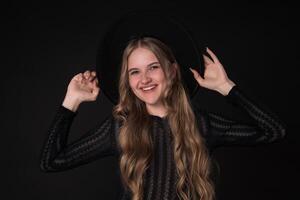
[62,70,100,112]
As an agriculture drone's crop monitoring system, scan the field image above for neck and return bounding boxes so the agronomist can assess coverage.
[146,103,168,118]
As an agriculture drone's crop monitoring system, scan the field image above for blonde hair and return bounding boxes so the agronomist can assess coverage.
[112,37,215,200]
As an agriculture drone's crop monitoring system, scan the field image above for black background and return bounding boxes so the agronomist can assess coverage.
[4,1,299,200]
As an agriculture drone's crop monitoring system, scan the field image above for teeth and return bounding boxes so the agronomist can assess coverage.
[142,86,156,91]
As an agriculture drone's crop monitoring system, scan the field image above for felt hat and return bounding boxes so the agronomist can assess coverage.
[96,10,204,105]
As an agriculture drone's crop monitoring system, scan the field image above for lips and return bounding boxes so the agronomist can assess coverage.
[140,84,157,92]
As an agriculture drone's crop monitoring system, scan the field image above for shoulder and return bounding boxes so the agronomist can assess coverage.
[190,102,216,151]
[109,114,124,155]
[190,101,210,137]
[190,101,209,122]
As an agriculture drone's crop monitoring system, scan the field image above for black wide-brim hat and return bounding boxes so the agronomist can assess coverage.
[96,10,204,105]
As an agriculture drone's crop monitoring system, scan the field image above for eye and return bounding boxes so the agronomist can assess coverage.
[150,65,159,70]
[130,71,139,75]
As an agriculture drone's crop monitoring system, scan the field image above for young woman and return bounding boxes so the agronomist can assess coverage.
[40,37,286,200]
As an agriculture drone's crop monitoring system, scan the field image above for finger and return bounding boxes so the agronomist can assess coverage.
[74,73,82,81]
[84,70,90,79]
[81,73,89,84]
[189,68,204,85]
[92,82,100,94]
[77,73,84,82]
[88,75,94,81]
[206,47,220,64]
[95,78,99,86]
[90,71,97,81]
[91,78,98,88]
[203,54,213,65]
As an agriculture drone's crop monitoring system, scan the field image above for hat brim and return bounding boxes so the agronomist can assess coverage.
[96,10,204,105]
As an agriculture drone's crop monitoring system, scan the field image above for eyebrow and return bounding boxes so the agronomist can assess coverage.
[128,62,160,73]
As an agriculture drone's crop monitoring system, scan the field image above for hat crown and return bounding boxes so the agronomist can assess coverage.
[96,10,204,105]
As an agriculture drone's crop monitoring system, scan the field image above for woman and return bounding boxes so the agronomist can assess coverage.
[40,37,286,200]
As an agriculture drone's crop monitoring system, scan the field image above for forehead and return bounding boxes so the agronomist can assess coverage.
[127,47,159,69]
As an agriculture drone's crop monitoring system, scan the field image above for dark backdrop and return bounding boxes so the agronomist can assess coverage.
[4,1,299,200]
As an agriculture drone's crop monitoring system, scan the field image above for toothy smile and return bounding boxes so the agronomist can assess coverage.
[141,85,157,91]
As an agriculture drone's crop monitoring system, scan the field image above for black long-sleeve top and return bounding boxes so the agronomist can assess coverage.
[40,85,286,200]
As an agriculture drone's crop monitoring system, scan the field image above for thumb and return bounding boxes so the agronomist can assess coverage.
[92,79,100,94]
[189,68,204,85]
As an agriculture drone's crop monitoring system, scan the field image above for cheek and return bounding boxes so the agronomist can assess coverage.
[128,77,138,90]
[157,71,167,83]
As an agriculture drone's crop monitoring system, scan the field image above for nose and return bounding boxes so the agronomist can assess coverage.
[141,72,152,84]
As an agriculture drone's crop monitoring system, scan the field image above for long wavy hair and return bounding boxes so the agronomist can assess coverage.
[112,37,215,200]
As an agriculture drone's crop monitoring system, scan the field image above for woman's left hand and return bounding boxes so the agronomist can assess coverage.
[189,47,236,96]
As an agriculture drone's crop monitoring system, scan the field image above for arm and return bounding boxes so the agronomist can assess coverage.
[190,48,286,149]
[39,105,117,172]
[192,85,286,149]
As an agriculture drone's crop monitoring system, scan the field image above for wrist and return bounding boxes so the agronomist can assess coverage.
[217,80,236,96]
[62,95,82,112]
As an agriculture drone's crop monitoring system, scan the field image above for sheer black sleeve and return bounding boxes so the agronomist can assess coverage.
[40,106,117,172]
[192,85,286,150]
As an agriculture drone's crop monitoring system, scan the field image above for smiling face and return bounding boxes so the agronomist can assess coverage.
[127,47,167,110]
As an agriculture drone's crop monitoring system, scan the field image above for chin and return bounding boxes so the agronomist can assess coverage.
[138,96,157,105]
[133,86,164,106]
[144,100,160,106]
